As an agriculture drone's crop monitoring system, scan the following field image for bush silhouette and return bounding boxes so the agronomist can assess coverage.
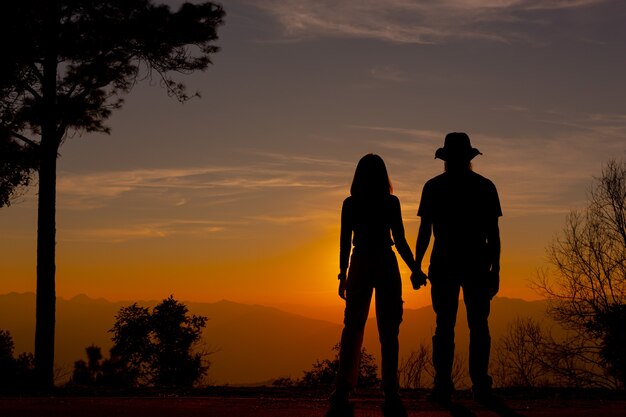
[71,296,209,389]
[0,330,35,393]
[299,344,379,389]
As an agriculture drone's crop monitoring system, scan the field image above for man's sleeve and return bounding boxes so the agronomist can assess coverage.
[417,182,433,219]
[490,182,503,218]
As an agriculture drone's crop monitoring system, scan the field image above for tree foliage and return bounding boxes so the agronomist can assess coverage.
[150,296,208,387]
[107,296,209,388]
[0,330,35,392]
[1,0,225,139]
[0,0,224,389]
[109,303,153,386]
[535,159,626,388]
[0,131,38,207]
[596,304,626,386]
[72,345,105,386]
[0,0,225,204]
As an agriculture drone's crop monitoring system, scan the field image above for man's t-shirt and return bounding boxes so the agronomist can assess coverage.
[417,170,502,276]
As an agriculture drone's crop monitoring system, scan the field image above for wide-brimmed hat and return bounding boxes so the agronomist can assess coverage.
[435,132,482,161]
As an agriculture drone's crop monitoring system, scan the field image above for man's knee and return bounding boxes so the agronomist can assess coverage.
[378,335,400,352]
[465,297,490,327]
[434,311,456,334]
[343,304,368,326]
[433,325,455,345]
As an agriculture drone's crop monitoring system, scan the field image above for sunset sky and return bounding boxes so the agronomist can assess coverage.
[1,0,625,321]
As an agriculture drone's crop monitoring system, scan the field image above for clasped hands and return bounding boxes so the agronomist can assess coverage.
[410,269,428,290]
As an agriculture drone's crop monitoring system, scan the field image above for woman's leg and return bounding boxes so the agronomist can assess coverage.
[335,254,373,393]
[374,252,403,395]
[374,252,408,417]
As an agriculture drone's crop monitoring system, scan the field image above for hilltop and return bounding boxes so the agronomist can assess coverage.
[0,293,550,385]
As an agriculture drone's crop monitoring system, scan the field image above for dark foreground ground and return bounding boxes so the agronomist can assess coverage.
[2,391,626,417]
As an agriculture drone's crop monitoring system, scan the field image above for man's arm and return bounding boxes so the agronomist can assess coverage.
[486,217,501,298]
[415,219,432,268]
[411,218,432,289]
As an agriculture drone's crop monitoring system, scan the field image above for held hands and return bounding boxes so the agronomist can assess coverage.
[410,270,428,290]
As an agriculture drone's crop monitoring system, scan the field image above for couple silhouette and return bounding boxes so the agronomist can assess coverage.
[328,132,502,417]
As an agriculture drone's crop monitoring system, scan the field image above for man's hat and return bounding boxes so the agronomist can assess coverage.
[435,132,482,161]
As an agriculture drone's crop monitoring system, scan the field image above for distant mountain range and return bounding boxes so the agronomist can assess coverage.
[0,292,551,385]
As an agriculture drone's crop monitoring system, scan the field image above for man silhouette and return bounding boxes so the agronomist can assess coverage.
[412,132,502,405]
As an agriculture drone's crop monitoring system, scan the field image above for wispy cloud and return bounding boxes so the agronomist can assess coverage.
[53,110,625,244]
[57,155,349,210]
[252,0,607,44]
[58,166,228,195]
[53,152,353,241]
[247,213,331,225]
[538,112,626,139]
[348,125,442,143]
[62,219,230,243]
[369,66,410,83]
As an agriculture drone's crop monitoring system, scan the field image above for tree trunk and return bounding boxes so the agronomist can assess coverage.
[34,144,57,390]
[34,2,60,389]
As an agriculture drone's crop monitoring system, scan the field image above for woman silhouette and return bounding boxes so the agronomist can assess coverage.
[327,154,416,417]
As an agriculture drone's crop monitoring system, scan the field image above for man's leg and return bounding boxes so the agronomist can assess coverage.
[430,278,461,399]
[463,281,493,396]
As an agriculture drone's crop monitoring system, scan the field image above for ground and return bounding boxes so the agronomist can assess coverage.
[1,395,625,417]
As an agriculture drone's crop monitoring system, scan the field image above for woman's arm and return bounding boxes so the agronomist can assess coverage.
[339,198,352,275]
[338,198,352,299]
[391,197,417,271]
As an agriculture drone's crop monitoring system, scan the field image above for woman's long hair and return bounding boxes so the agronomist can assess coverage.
[350,154,393,197]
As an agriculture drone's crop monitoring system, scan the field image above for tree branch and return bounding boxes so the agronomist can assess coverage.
[8,131,40,148]
[29,62,45,84]
[19,80,43,101]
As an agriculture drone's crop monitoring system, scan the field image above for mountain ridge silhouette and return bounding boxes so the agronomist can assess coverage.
[0,292,550,385]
